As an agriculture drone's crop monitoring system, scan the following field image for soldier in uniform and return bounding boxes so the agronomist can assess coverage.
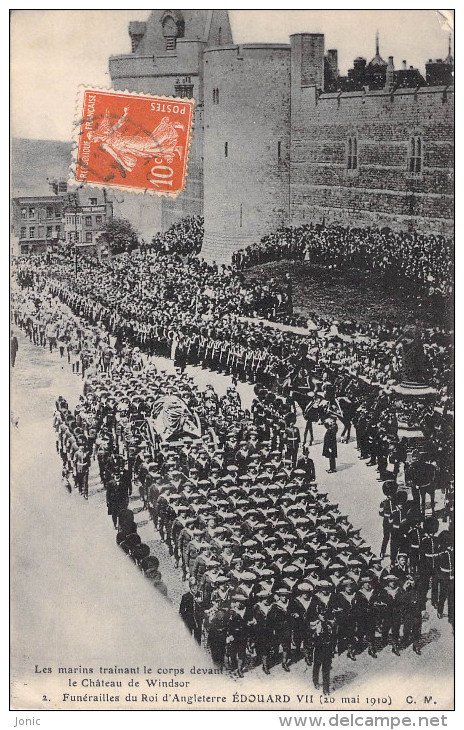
[322,419,338,473]
[353,575,379,658]
[379,574,404,656]
[226,594,253,677]
[418,516,441,610]
[284,414,301,468]
[268,587,293,671]
[253,589,275,674]
[335,577,358,660]
[402,576,423,654]
[379,480,398,559]
[310,600,337,695]
[179,577,197,636]
[436,530,454,630]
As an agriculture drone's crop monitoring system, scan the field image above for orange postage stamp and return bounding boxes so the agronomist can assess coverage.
[72,88,194,196]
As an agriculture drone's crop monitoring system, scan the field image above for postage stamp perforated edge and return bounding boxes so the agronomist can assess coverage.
[69,85,196,198]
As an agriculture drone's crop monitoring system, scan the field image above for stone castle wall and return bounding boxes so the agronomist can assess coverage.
[290,82,454,234]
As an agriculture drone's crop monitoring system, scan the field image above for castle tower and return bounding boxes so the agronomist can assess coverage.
[202,43,291,263]
[109,10,233,234]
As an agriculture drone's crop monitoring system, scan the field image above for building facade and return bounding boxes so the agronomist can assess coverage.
[12,194,64,256]
[12,182,113,256]
[111,11,453,262]
[62,188,113,249]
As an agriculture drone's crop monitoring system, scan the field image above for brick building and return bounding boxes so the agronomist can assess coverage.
[110,10,453,262]
[12,192,64,256]
[62,187,113,250]
[12,182,113,256]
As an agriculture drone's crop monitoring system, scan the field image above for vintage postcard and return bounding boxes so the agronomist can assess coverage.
[10,9,454,714]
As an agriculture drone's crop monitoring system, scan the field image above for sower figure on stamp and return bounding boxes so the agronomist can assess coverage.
[87,108,185,172]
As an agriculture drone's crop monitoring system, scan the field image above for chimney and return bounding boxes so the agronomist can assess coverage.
[326,49,339,76]
[402,60,407,70]
[386,55,395,91]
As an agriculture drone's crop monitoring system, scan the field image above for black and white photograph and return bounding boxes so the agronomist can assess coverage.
[10,8,455,714]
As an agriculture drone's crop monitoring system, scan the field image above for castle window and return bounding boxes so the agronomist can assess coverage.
[46,206,53,218]
[29,227,35,239]
[29,207,35,219]
[21,208,27,219]
[46,226,53,238]
[162,13,184,52]
[85,232,93,243]
[346,136,358,171]
[85,216,92,227]
[58,182,67,193]
[218,27,222,44]
[225,141,228,157]
[408,136,423,175]
[20,227,26,239]
[89,197,97,206]
[96,215,103,225]
[278,141,282,159]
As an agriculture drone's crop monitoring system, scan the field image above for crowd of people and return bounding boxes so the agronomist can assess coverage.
[11,233,454,691]
[233,224,454,303]
[148,216,204,257]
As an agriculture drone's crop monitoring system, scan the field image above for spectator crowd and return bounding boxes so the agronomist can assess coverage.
[232,224,453,304]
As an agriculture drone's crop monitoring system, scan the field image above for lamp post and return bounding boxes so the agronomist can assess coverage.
[74,194,78,278]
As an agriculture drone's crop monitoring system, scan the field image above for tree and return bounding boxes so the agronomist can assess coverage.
[96,217,139,255]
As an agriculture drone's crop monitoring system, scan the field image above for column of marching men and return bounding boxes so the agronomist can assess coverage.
[12,274,453,695]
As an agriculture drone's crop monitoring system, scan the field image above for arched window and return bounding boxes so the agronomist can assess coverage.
[408,135,423,175]
[346,136,358,172]
[162,13,184,51]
